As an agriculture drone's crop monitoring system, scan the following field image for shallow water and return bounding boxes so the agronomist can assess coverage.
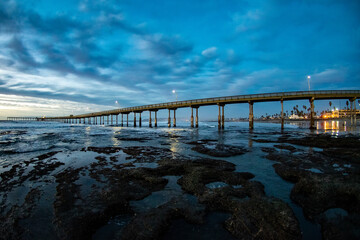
[0,120,359,239]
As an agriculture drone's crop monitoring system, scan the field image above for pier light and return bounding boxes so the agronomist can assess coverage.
[172,90,178,101]
[307,75,311,91]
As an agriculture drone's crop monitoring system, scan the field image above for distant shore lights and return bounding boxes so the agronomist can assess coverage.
[307,75,311,91]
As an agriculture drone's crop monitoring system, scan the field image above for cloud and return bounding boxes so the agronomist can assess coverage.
[201,47,218,58]
[0,0,359,118]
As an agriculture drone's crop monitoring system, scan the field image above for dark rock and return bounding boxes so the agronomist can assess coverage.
[274,144,297,152]
[320,214,360,240]
[118,196,205,240]
[191,144,248,157]
[280,134,360,149]
[0,188,42,240]
[261,147,276,153]
[85,147,122,154]
[224,197,301,240]
[291,174,360,219]
[115,137,152,142]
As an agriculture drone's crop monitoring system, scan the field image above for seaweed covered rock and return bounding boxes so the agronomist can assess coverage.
[291,174,360,219]
[118,196,205,240]
[225,197,301,240]
[191,143,248,157]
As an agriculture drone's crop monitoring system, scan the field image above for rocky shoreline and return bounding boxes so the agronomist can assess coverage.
[0,129,359,239]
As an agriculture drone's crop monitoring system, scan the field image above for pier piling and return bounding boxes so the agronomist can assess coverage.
[249,101,254,129]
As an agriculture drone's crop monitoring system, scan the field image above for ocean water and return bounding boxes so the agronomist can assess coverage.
[0,119,358,239]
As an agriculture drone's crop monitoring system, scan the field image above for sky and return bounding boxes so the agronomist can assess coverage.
[0,0,359,120]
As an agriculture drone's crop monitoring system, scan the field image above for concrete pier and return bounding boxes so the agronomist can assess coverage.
[249,101,254,129]
[154,110,158,127]
[134,112,137,127]
[354,98,357,126]
[126,114,129,127]
[218,104,224,129]
[281,99,284,129]
[309,97,315,129]
[191,108,194,128]
[168,109,171,127]
[195,107,199,128]
[139,112,142,127]
[173,109,176,127]
[222,105,225,129]
[121,114,124,127]
[116,115,118,126]
[218,105,221,129]
[17,90,360,131]
[149,111,152,127]
[350,98,357,126]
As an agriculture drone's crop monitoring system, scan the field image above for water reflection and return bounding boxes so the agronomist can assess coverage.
[290,120,357,133]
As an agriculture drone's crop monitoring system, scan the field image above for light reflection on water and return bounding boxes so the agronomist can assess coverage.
[288,119,358,134]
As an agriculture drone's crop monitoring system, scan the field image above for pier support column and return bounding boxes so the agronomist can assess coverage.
[149,111,152,128]
[196,108,199,128]
[281,99,284,130]
[139,112,142,127]
[249,101,254,130]
[107,115,109,125]
[111,115,113,125]
[309,97,316,129]
[103,116,105,125]
[218,105,221,129]
[354,98,357,126]
[173,109,176,127]
[222,105,225,129]
[96,116,97,125]
[191,108,194,128]
[116,115,118,126]
[126,114,129,127]
[121,114,124,127]
[350,98,357,126]
[168,109,171,127]
[134,113,137,127]
[154,111,158,127]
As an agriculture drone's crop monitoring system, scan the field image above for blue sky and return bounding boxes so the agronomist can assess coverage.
[0,0,359,119]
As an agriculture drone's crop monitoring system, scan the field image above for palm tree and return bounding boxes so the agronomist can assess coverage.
[346,101,349,110]
[329,101,332,110]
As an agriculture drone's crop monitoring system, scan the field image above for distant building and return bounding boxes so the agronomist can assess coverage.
[289,114,304,119]
[321,109,360,119]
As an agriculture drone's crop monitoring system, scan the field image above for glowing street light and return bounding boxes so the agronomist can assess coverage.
[307,75,311,91]
[172,90,178,101]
